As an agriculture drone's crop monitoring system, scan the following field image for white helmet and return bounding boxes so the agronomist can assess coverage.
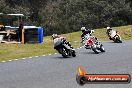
[106,26,111,30]
[81,27,86,31]
[52,34,58,39]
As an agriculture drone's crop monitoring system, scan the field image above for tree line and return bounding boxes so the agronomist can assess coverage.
[0,0,132,35]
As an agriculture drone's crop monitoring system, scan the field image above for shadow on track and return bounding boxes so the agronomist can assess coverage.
[82,51,106,55]
[50,56,75,60]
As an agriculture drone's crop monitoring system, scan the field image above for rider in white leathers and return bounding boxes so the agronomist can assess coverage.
[106,26,117,40]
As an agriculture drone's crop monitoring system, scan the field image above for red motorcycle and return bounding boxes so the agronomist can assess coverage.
[84,34,105,54]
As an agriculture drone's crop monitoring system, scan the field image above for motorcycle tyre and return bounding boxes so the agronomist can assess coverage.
[59,48,68,58]
[91,45,99,54]
[72,50,76,57]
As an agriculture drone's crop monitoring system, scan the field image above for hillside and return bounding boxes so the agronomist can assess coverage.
[0,0,132,35]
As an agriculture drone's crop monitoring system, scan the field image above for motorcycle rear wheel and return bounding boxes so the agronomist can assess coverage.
[59,48,68,58]
[91,45,99,54]
[99,44,105,52]
[116,38,122,43]
[72,50,76,57]
[114,35,122,43]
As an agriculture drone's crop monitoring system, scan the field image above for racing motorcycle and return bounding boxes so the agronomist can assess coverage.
[53,38,76,58]
[108,30,122,43]
[82,34,105,54]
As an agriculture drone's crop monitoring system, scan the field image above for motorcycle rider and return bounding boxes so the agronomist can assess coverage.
[80,26,98,44]
[52,34,73,49]
[106,26,116,40]
[81,27,92,40]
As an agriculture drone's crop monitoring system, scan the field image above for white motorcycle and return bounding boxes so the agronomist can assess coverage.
[108,30,122,43]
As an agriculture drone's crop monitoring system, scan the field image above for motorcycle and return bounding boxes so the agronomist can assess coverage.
[108,30,122,43]
[82,34,105,54]
[53,38,76,58]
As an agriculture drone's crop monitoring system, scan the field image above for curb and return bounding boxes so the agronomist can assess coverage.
[1,46,84,63]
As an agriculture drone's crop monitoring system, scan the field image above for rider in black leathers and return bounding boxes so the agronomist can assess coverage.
[80,27,98,44]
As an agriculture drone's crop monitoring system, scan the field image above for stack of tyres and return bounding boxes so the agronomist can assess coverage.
[24,27,43,43]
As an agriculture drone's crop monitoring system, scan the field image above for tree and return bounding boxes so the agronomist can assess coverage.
[0,0,132,35]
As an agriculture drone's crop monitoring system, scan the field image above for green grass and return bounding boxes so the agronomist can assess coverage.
[0,25,132,61]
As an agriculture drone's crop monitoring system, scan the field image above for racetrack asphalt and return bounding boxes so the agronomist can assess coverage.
[0,40,132,88]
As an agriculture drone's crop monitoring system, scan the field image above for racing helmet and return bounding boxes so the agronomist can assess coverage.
[106,26,111,30]
[52,34,58,39]
[81,27,86,32]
